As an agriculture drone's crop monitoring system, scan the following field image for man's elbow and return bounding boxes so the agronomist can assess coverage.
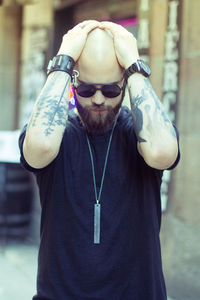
[145,146,179,170]
[23,136,58,169]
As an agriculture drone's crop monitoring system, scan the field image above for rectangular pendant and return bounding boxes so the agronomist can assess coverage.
[94,203,101,244]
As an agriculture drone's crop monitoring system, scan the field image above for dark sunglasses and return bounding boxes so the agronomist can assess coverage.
[74,80,126,98]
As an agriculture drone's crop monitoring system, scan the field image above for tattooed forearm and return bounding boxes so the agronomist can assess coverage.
[143,79,176,138]
[28,72,70,136]
[42,97,68,136]
[130,94,147,142]
[129,77,177,143]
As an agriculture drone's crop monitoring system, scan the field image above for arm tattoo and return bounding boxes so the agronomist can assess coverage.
[129,78,176,143]
[29,72,70,136]
[130,94,147,143]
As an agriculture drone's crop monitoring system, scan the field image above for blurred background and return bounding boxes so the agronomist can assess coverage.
[0,0,199,299]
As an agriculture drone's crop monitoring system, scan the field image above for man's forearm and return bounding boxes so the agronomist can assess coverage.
[28,71,70,136]
[24,71,71,168]
[128,73,178,169]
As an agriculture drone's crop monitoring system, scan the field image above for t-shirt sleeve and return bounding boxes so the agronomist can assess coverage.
[18,125,44,173]
[166,124,180,170]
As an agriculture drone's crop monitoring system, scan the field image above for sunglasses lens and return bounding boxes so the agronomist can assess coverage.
[75,83,123,98]
[102,85,121,98]
[76,84,95,97]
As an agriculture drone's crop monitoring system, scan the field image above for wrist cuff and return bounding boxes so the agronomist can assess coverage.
[47,55,75,78]
[124,59,151,79]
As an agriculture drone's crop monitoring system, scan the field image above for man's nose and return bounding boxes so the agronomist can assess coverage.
[91,90,105,105]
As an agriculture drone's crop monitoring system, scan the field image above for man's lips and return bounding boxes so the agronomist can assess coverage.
[90,108,107,113]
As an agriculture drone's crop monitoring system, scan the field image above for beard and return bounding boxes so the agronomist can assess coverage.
[76,98,123,135]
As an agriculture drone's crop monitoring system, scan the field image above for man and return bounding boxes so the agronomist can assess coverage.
[19,20,180,300]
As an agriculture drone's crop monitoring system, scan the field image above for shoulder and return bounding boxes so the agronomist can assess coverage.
[116,106,135,135]
[119,106,133,123]
[114,106,138,153]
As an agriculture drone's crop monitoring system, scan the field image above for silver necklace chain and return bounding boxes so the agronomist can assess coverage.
[86,120,117,204]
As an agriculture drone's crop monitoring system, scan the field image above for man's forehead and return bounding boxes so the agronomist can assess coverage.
[77,78,124,85]
[76,64,124,84]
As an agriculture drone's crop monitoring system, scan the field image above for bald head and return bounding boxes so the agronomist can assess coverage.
[77,28,123,83]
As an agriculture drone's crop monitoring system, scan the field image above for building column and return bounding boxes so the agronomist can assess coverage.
[18,0,53,127]
[156,1,200,299]
[0,4,22,130]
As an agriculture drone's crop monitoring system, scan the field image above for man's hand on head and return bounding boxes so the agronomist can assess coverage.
[57,20,101,62]
[100,21,140,69]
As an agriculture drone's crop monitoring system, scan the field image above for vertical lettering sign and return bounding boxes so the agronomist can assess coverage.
[161,0,181,211]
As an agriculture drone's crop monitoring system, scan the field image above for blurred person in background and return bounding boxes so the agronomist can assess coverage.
[19,20,180,300]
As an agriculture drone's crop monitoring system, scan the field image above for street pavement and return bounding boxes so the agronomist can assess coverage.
[0,239,38,300]
[0,191,40,300]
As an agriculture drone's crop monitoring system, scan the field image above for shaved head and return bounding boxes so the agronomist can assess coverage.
[76,28,123,82]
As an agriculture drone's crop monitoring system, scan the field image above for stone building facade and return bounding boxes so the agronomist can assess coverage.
[0,0,200,299]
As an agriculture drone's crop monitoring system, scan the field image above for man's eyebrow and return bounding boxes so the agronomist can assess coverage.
[78,79,123,85]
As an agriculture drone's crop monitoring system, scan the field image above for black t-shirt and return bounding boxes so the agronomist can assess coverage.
[19,106,180,300]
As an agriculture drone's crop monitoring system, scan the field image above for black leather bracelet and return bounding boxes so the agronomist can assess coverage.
[47,54,75,78]
[124,59,151,79]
